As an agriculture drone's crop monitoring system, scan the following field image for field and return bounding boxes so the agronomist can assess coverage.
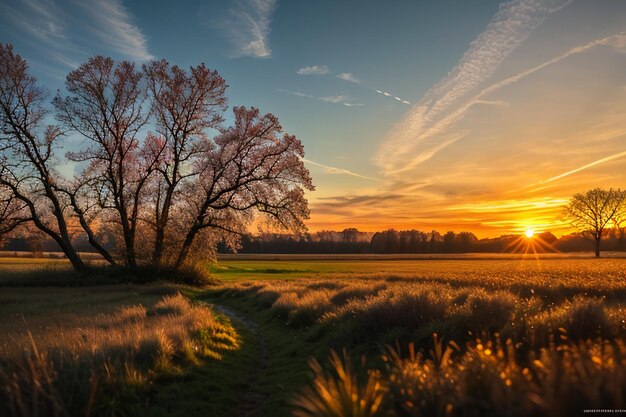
[2,254,626,416]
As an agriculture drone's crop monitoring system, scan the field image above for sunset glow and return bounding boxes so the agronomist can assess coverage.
[525,228,535,239]
[1,1,625,237]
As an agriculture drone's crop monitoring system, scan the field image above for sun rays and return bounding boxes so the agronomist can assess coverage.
[505,229,559,258]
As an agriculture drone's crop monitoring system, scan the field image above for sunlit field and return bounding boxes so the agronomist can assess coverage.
[3,255,626,416]
[211,254,626,416]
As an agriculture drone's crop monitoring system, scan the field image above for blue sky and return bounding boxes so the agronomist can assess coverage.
[2,0,626,236]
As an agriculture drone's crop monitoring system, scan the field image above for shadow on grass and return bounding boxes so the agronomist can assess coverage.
[0,265,221,287]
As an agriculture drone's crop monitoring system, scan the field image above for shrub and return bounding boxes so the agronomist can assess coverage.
[297,338,626,417]
[324,286,451,342]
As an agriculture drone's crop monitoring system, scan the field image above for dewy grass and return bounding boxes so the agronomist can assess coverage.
[0,293,239,417]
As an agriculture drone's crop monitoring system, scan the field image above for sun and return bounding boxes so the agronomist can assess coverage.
[525,227,535,238]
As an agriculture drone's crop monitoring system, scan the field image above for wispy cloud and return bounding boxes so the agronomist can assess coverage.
[337,72,360,83]
[212,0,277,58]
[74,0,153,61]
[376,0,572,175]
[301,158,382,181]
[297,65,330,75]
[0,0,153,78]
[393,31,626,173]
[318,95,351,103]
[296,67,409,106]
[279,89,362,107]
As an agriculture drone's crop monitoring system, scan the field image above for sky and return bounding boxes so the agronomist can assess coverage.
[1,0,626,237]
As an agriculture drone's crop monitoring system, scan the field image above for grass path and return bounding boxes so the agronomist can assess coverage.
[211,304,271,417]
[146,291,316,416]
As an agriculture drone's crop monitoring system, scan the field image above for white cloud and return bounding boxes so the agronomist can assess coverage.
[75,0,153,61]
[0,0,153,72]
[279,90,361,107]
[319,95,350,103]
[372,89,410,105]
[474,99,509,107]
[337,72,360,83]
[213,0,277,58]
[376,0,573,176]
[297,65,330,75]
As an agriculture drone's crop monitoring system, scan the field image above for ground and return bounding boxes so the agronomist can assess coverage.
[2,253,626,416]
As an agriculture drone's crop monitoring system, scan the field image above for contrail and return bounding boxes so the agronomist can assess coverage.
[541,150,626,184]
[375,0,574,175]
[301,158,382,182]
[379,31,626,175]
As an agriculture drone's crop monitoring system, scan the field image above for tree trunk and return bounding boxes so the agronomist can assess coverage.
[153,226,166,266]
[152,178,177,267]
[119,210,137,268]
[595,238,601,258]
[175,226,199,269]
[66,248,86,271]
[54,234,86,272]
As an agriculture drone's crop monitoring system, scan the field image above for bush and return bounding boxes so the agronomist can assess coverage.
[298,337,626,417]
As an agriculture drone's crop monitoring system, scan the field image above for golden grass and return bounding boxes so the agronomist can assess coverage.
[218,271,626,416]
[294,337,626,417]
[0,293,238,417]
[221,278,626,346]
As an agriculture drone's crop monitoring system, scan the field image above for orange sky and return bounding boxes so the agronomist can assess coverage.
[302,4,626,238]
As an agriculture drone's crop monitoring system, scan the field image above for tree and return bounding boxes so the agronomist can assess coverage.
[167,106,313,267]
[0,44,313,272]
[564,188,626,257]
[143,59,227,267]
[0,44,86,271]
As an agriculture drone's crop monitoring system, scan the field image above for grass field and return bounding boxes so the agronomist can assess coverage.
[2,254,626,416]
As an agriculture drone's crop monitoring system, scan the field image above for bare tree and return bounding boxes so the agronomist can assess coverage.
[0,188,28,238]
[53,57,154,268]
[144,60,227,266]
[0,44,86,270]
[173,106,314,267]
[565,188,626,257]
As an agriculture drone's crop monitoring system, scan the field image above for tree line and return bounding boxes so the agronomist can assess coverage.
[213,227,625,255]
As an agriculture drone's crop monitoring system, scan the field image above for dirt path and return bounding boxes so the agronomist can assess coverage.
[210,304,271,417]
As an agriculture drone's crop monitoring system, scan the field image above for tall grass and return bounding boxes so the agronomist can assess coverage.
[220,279,626,348]
[217,276,626,415]
[0,294,238,417]
[294,336,626,417]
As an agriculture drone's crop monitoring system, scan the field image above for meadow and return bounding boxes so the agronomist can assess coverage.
[2,254,626,416]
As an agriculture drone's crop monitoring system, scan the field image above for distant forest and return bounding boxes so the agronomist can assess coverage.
[218,228,626,254]
[3,228,626,256]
